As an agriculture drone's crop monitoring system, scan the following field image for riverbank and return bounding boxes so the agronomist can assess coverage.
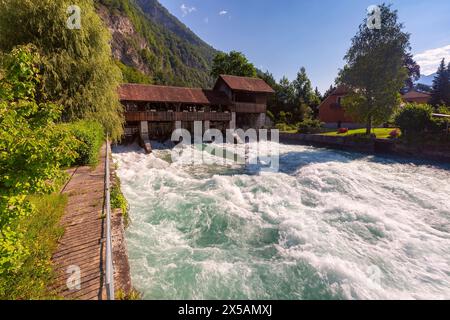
[51,143,131,300]
[279,133,450,163]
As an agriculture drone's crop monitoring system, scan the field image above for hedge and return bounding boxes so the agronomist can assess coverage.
[68,120,105,166]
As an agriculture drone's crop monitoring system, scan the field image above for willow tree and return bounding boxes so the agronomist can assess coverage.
[0,0,123,140]
[338,4,409,135]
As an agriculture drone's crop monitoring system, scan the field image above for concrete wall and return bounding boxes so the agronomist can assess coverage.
[279,133,450,162]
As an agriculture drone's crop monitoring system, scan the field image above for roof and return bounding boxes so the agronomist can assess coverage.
[317,85,349,110]
[330,85,350,96]
[216,75,275,93]
[118,83,231,105]
[402,90,431,100]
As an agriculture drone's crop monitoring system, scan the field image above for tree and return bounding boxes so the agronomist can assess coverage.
[258,70,282,118]
[0,0,124,140]
[404,53,421,89]
[314,87,323,101]
[293,67,314,105]
[338,4,409,135]
[429,59,450,107]
[0,45,77,278]
[277,76,296,106]
[211,51,257,78]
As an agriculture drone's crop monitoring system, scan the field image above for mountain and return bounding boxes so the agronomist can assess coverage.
[416,73,436,86]
[97,0,218,88]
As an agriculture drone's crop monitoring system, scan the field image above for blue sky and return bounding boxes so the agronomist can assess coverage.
[159,0,450,93]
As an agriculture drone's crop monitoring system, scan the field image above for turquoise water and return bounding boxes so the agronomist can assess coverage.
[113,142,450,300]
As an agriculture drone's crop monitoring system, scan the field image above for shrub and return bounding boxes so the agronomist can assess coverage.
[389,129,400,138]
[266,110,275,122]
[68,120,105,166]
[111,175,129,227]
[428,118,448,134]
[297,119,323,134]
[275,122,297,132]
[394,103,432,136]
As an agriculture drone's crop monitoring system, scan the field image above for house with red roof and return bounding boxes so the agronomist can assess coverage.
[318,86,431,128]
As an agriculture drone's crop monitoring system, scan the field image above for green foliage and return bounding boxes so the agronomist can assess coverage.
[211,51,257,78]
[298,103,313,121]
[275,122,297,133]
[111,175,129,226]
[116,287,141,300]
[261,68,321,124]
[338,4,410,134]
[430,59,450,107]
[115,60,152,84]
[0,0,124,141]
[66,120,105,166]
[298,119,323,134]
[0,46,77,196]
[0,45,76,279]
[0,194,67,299]
[394,103,433,136]
[293,67,315,105]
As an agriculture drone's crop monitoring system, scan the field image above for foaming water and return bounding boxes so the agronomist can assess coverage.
[113,142,450,300]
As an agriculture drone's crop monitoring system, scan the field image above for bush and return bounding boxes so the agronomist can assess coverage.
[111,175,129,227]
[297,119,323,134]
[275,122,297,132]
[428,118,448,134]
[68,120,105,166]
[389,129,400,138]
[394,103,432,136]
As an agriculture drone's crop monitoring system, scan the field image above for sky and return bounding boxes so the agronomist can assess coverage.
[159,0,450,93]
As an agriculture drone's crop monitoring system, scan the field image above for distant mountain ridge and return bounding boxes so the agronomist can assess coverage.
[97,0,218,88]
[416,73,436,86]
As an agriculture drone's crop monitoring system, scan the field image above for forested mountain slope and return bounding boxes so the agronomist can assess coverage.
[97,0,218,88]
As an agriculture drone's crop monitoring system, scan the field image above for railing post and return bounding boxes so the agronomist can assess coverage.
[105,134,115,300]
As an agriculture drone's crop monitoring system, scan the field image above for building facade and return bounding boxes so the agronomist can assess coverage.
[318,86,432,128]
[119,75,274,141]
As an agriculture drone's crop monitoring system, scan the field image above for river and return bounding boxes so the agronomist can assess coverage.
[113,141,450,299]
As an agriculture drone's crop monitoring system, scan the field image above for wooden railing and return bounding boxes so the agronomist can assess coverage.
[233,102,266,113]
[125,111,232,122]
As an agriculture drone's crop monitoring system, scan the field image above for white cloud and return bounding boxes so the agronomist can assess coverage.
[219,10,228,16]
[180,4,196,17]
[413,45,450,75]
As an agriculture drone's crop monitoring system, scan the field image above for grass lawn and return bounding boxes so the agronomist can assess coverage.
[280,129,298,134]
[320,128,400,139]
[0,194,67,299]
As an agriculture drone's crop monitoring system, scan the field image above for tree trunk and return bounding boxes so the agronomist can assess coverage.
[366,115,372,135]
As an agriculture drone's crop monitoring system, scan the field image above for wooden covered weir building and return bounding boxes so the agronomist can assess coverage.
[119,75,275,140]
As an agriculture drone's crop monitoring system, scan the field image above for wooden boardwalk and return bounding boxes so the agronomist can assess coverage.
[51,145,108,300]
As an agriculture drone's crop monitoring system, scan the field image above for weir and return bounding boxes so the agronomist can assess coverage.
[118,75,275,151]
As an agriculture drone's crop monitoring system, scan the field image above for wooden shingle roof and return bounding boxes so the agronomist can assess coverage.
[118,83,232,105]
[216,75,275,93]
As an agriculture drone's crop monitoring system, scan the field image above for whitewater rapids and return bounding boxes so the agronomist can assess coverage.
[112,142,450,300]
